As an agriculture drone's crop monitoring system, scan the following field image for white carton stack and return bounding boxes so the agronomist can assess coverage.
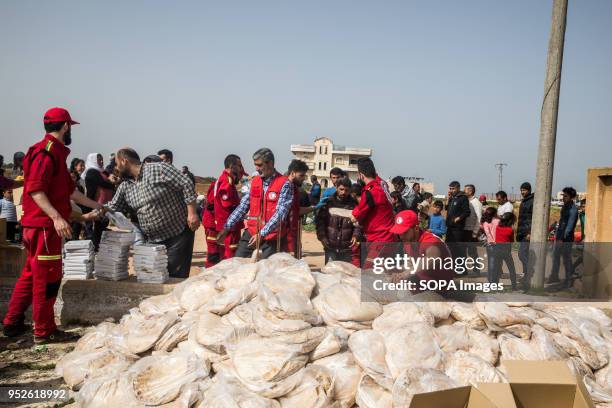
[94,230,134,281]
[63,240,94,280]
[133,244,169,283]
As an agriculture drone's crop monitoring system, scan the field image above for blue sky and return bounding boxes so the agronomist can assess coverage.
[1,0,610,195]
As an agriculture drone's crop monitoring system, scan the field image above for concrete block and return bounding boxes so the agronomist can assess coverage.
[0,244,27,278]
[0,276,181,326]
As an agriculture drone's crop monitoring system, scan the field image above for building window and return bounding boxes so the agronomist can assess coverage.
[325,146,328,155]
[336,157,342,164]
[324,162,327,171]
[318,162,321,170]
[319,146,323,154]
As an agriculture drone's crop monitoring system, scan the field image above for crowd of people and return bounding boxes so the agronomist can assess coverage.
[1,107,586,343]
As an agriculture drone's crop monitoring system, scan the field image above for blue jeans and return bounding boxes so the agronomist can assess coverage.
[493,244,517,289]
[550,241,574,283]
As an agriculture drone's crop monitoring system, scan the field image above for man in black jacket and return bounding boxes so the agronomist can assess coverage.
[517,182,534,288]
[316,178,361,265]
[445,181,471,260]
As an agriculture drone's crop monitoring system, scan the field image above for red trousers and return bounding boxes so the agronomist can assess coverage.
[3,227,62,337]
[204,227,240,268]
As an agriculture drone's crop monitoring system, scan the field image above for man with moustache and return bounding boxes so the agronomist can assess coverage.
[218,148,294,259]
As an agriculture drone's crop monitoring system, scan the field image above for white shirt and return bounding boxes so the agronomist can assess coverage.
[497,201,514,217]
[464,196,483,234]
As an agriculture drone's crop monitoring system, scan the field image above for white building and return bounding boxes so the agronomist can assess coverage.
[290,137,372,188]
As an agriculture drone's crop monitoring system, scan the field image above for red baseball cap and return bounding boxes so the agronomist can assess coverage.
[43,107,79,125]
[390,210,419,235]
[479,194,487,202]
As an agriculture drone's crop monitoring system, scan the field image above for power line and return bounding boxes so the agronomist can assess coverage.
[494,163,508,192]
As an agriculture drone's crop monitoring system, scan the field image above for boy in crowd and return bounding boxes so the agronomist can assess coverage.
[316,178,361,265]
[0,189,18,241]
[428,200,446,238]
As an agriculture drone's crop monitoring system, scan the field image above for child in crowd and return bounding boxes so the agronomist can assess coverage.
[0,189,18,241]
[494,212,517,290]
[428,200,446,238]
[418,192,433,229]
[481,207,499,283]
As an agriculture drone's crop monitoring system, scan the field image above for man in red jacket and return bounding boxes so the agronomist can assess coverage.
[3,108,104,343]
[218,148,294,260]
[351,157,396,267]
[213,154,245,261]
[285,159,312,258]
[389,210,454,289]
[202,181,219,267]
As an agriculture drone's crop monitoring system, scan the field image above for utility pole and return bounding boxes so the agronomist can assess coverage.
[531,0,568,288]
[495,163,507,192]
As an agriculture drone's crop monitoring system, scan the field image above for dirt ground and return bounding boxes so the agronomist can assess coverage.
[0,229,608,407]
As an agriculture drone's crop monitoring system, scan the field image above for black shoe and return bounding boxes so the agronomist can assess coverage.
[34,330,79,345]
[3,322,30,338]
[546,277,561,285]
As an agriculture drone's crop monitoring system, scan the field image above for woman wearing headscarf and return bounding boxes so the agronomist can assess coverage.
[84,153,115,249]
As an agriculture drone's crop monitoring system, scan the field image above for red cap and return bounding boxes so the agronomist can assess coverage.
[479,194,487,202]
[390,210,419,235]
[43,107,79,125]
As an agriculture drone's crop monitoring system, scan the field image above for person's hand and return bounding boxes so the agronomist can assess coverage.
[187,212,200,231]
[350,237,358,248]
[454,217,461,223]
[248,233,261,248]
[216,229,228,244]
[82,209,103,222]
[108,174,119,184]
[350,216,357,224]
[525,234,531,241]
[53,216,72,239]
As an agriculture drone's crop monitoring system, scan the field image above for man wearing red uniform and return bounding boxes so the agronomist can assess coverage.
[351,158,396,266]
[390,210,454,290]
[285,159,312,258]
[202,181,219,267]
[213,155,244,261]
[3,108,104,343]
[218,148,294,260]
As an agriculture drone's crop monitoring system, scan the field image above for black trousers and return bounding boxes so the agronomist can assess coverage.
[160,227,195,279]
[235,230,285,260]
[324,249,352,264]
[445,227,466,259]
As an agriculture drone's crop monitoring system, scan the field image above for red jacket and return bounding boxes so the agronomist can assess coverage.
[202,182,216,229]
[352,178,396,243]
[410,231,454,283]
[21,134,75,228]
[495,225,514,243]
[214,170,241,231]
[246,172,288,241]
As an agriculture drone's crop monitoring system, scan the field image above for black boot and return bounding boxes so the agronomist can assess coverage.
[3,321,30,337]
